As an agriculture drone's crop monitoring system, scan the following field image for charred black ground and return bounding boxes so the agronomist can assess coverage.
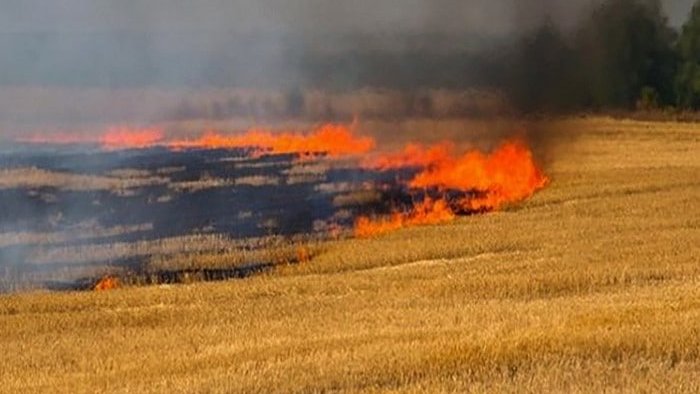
[0,145,450,291]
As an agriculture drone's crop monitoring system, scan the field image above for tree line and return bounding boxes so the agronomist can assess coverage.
[509,0,700,112]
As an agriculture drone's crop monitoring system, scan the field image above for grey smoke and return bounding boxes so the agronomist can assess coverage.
[0,0,692,89]
[0,0,694,133]
[0,0,692,35]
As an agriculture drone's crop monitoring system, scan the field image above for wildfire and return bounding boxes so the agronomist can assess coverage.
[17,123,373,158]
[168,123,375,157]
[93,275,120,291]
[296,246,311,263]
[100,127,164,150]
[354,139,548,237]
[354,197,455,237]
[365,141,454,170]
[16,121,548,239]
[410,139,548,210]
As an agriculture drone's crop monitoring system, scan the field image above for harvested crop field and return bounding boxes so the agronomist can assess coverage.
[0,117,699,393]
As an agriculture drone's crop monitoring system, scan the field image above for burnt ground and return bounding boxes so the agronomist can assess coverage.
[0,144,426,290]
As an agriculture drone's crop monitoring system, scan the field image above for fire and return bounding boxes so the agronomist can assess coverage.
[296,246,311,263]
[169,123,375,157]
[16,121,548,240]
[354,197,455,237]
[100,127,164,150]
[18,123,372,158]
[354,139,548,237]
[94,275,120,291]
[366,141,454,170]
[409,139,548,210]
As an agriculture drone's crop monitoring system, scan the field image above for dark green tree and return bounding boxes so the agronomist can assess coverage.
[576,0,677,109]
[676,1,700,109]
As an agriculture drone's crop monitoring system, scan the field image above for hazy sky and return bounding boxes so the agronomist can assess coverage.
[0,0,694,35]
[0,0,696,131]
[0,0,695,90]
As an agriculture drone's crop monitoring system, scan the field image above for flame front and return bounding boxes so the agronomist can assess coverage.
[169,123,375,157]
[367,141,454,170]
[354,197,455,237]
[410,139,549,210]
[101,127,164,150]
[16,123,548,239]
[94,276,120,291]
[355,139,548,237]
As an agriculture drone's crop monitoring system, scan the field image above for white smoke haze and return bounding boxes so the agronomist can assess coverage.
[0,0,693,136]
[0,0,691,35]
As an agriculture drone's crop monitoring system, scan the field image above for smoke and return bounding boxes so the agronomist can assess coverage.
[0,0,694,167]
[0,0,688,88]
[0,0,693,134]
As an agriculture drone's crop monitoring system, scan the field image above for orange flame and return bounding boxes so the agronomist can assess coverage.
[16,122,548,239]
[94,275,120,291]
[169,123,375,157]
[296,246,311,263]
[365,141,454,170]
[409,139,548,210]
[17,123,373,158]
[100,127,164,150]
[354,197,455,237]
[354,139,548,237]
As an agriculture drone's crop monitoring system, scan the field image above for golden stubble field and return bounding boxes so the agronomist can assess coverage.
[0,117,699,393]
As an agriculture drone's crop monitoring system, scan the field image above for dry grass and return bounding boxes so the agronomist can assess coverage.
[0,167,168,193]
[234,175,281,187]
[283,162,329,185]
[0,164,276,200]
[332,190,383,207]
[144,236,321,272]
[0,116,699,393]
[2,232,319,293]
[23,233,287,266]
[0,222,152,248]
[169,176,235,193]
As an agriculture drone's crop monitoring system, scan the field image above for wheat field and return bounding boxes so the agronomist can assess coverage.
[0,117,699,393]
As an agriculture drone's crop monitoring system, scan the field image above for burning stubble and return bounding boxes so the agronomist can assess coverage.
[11,121,549,240]
[355,138,548,237]
[1,93,554,292]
